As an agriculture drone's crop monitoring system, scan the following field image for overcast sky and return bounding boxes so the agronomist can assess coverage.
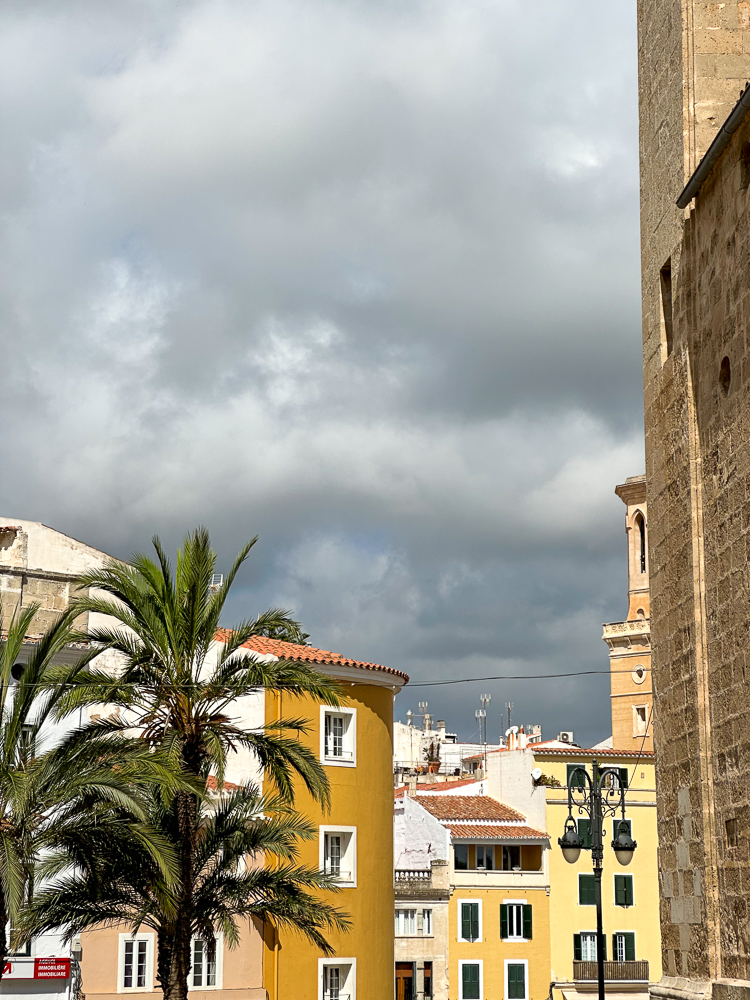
[0,0,643,747]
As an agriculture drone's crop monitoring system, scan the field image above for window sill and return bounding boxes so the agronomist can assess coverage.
[502,937,529,943]
[321,756,356,768]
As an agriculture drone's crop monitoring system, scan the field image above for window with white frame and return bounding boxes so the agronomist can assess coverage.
[320,707,356,767]
[575,932,598,961]
[505,960,528,1000]
[191,938,220,989]
[320,827,356,886]
[319,958,355,1000]
[458,900,482,942]
[501,902,532,941]
[459,960,482,1000]
[422,908,432,936]
[395,909,417,936]
[118,934,153,992]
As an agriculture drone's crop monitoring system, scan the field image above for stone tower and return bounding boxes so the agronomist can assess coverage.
[638,2,750,998]
[602,475,652,754]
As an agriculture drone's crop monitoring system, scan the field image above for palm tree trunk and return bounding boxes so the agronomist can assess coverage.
[163,792,196,1000]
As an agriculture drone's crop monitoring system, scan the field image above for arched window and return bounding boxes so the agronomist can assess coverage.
[635,513,646,574]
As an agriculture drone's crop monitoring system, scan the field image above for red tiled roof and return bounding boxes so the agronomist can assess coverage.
[215,629,409,683]
[413,778,482,792]
[413,795,525,822]
[205,775,239,792]
[447,823,548,840]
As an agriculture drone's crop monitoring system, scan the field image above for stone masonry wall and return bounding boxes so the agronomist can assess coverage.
[637,0,750,990]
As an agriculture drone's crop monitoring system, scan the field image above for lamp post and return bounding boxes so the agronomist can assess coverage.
[557,758,637,1000]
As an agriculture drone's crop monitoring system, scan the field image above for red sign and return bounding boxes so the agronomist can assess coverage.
[1,958,70,980]
[35,959,70,979]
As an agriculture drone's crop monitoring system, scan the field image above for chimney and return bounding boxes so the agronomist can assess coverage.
[518,725,527,750]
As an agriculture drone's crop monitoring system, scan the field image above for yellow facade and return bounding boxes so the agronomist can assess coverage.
[263,672,402,1000]
[448,886,551,1000]
[535,749,662,997]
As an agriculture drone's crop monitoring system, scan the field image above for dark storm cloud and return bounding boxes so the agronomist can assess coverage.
[0,0,642,746]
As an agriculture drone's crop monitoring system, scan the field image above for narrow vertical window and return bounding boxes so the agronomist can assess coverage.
[635,513,646,573]
[660,259,673,359]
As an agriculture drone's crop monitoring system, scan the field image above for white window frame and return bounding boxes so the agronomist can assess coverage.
[117,933,154,993]
[319,826,357,887]
[502,898,528,942]
[189,935,223,990]
[320,706,356,768]
[394,908,418,936]
[421,908,433,937]
[504,958,529,1000]
[613,930,636,962]
[579,931,598,961]
[633,704,648,736]
[318,957,356,1000]
[458,959,483,1000]
[457,898,483,943]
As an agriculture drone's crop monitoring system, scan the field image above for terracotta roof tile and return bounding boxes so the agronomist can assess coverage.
[215,629,408,683]
[205,775,239,792]
[412,778,482,793]
[447,823,548,840]
[413,795,525,822]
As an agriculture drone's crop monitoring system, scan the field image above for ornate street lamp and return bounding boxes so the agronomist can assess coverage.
[557,758,637,1000]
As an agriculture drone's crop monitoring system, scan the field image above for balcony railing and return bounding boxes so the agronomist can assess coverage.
[395,869,431,882]
[573,961,649,983]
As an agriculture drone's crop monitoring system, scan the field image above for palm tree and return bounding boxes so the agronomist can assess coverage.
[57,528,346,1000]
[0,600,181,981]
[20,780,350,997]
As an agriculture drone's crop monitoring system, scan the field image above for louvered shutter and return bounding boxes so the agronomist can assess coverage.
[523,904,532,940]
[577,819,591,849]
[619,767,629,789]
[625,932,635,961]
[574,934,582,961]
[579,874,596,905]
[462,964,480,1000]
[470,904,479,941]
[500,904,508,940]
[461,904,471,941]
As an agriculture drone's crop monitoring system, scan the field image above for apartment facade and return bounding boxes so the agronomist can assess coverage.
[395,783,551,1000]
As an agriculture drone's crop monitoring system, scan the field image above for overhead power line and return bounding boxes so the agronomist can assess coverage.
[407,668,651,688]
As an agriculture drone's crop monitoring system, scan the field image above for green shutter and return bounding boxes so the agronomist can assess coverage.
[523,904,532,940]
[462,964,480,1000]
[619,768,629,789]
[577,818,591,849]
[567,764,586,788]
[508,964,525,1000]
[574,934,582,961]
[500,904,508,940]
[471,903,479,941]
[615,875,633,907]
[462,903,479,941]
[625,932,635,961]
[601,934,607,960]
[579,874,596,905]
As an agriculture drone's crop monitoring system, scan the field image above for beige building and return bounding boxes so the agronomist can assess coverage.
[602,477,653,754]
[637,3,750,999]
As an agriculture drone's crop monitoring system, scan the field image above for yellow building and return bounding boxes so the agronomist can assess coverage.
[78,635,407,1000]
[602,475,653,754]
[394,784,551,1000]
[248,635,408,1000]
[482,738,660,1000]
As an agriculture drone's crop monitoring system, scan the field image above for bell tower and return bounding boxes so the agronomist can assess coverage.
[602,475,652,753]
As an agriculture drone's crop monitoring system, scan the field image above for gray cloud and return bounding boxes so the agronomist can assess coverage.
[0,0,642,747]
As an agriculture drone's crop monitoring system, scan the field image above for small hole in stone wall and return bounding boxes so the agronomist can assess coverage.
[719,356,731,396]
[726,817,739,848]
